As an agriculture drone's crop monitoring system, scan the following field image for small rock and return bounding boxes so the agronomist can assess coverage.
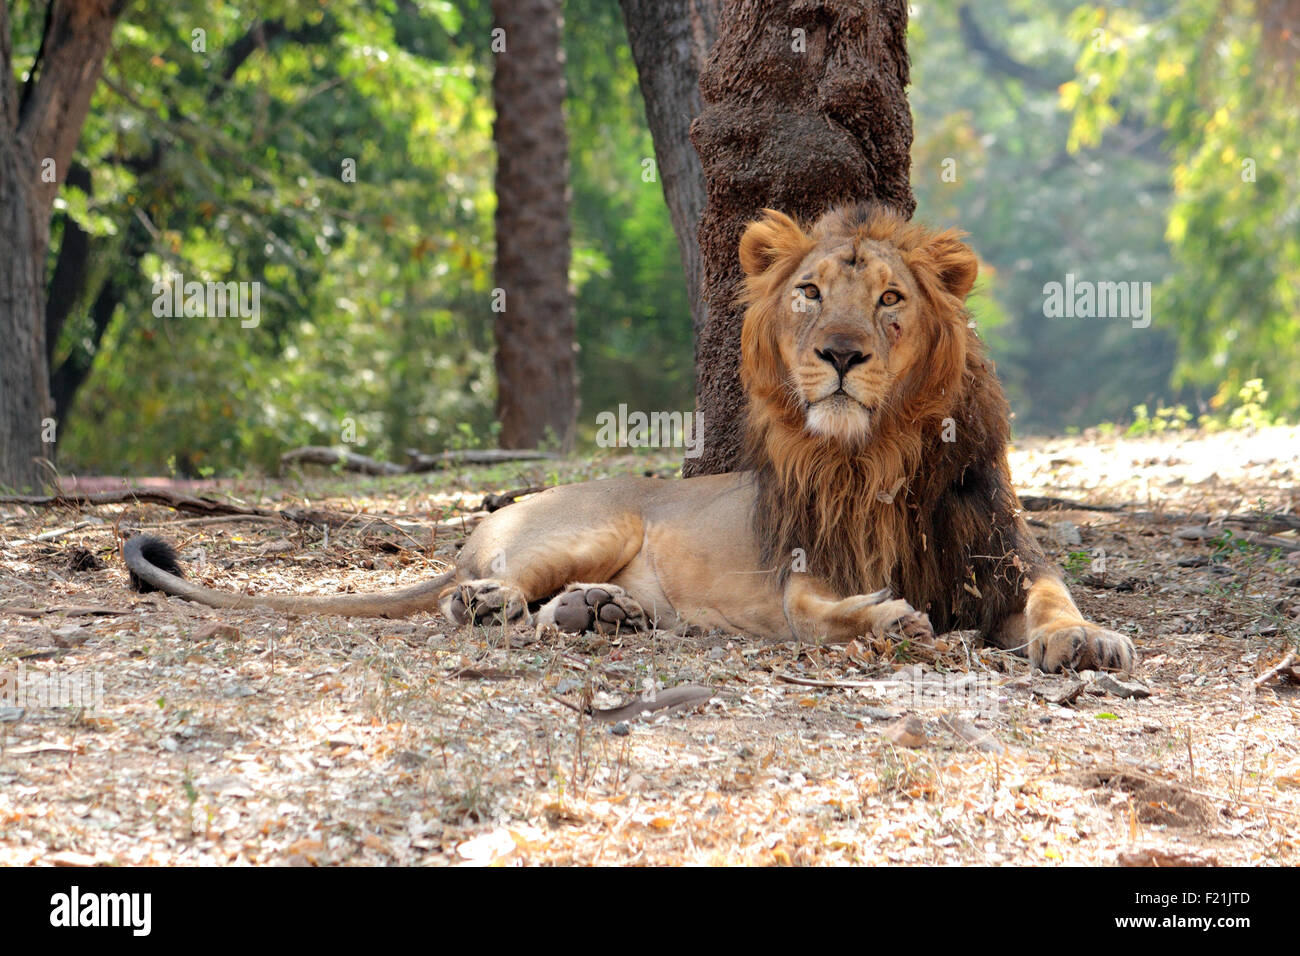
[1174,525,1214,541]
[1033,679,1087,706]
[610,721,630,736]
[1050,521,1082,546]
[883,714,929,748]
[858,706,903,721]
[51,628,89,648]
[1090,672,1153,699]
[195,622,241,641]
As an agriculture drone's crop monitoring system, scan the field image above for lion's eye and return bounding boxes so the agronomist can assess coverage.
[879,290,902,307]
[798,284,821,301]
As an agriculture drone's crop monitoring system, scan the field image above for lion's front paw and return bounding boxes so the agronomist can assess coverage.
[1030,621,1135,673]
[875,599,934,641]
[837,590,934,641]
[441,579,528,626]
[538,583,647,635]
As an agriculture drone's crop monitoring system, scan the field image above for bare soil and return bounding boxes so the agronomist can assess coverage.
[2,426,1298,866]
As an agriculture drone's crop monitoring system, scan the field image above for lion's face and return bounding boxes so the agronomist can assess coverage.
[739,205,978,449]
[776,239,928,443]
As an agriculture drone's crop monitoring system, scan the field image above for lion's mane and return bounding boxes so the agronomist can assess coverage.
[740,203,1046,634]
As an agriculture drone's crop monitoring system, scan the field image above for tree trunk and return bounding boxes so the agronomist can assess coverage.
[618,0,719,346]
[0,146,50,490]
[491,0,577,451]
[0,0,127,490]
[685,0,915,477]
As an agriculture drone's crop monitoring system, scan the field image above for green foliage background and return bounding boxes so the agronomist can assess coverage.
[25,0,1299,475]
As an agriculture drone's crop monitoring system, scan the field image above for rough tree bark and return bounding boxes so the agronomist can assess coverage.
[0,0,128,490]
[685,0,915,477]
[618,0,719,345]
[491,0,577,451]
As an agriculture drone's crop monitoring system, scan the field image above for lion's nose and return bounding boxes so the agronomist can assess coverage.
[815,341,870,377]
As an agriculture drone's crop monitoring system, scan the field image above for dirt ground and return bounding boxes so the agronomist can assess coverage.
[2,425,1298,866]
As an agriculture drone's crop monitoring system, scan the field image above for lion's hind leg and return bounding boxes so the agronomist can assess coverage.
[536,583,648,635]
[441,491,649,631]
[441,579,529,627]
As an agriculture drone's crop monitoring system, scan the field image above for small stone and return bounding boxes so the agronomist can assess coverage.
[610,722,630,736]
[1050,521,1082,546]
[1091,672,1153,699]
[195,622,241,641]
[883,714,929,748]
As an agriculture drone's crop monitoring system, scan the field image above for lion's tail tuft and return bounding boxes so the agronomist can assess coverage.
[124,535,185,592]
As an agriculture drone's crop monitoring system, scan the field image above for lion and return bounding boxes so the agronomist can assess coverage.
[124,203,1135,673]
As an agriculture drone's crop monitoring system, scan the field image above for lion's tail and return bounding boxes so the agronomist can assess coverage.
[123,534,454,617]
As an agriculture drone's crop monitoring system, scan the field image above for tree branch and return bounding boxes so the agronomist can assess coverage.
[956,4,1165,163]
[15,0,131,210]
[957,5,1066,89]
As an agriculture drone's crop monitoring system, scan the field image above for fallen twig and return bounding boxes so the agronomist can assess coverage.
[1018,496,1300,537]
[938,713,1006,754]
[551,684,715,723]
[1019,495,1123,513]
[1254,651,1299,688]
[776,672,893,690]
[0,487,410,531]
[3,605,131,618]
[279,445,557,475]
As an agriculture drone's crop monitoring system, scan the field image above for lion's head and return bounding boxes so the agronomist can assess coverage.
[737,204,1018,613]
[738,204,978,451]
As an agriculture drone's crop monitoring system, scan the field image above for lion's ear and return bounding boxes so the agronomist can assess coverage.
[916,231,978,301]
[739,210,808,278]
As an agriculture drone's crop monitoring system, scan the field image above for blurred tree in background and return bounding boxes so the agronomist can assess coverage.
[1062,0,1300,417]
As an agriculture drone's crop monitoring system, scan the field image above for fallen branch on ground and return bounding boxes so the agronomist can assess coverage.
[1254,651,1299,688]
[1020,495,1122,513]
[551,685,716,723]
[0,488,372,529]
[279,445,556,475]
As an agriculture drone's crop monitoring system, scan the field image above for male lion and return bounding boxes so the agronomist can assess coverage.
[125,204,1135,673]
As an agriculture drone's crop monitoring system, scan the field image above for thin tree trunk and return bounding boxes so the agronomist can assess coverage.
[0,0,128,490]
[0,145,50,490]
[44,163,93,363]
[618,0,718,346]
[491,0,577,451]
[685,0,915,476]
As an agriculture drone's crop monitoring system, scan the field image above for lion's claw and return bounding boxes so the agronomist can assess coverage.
[1031,622,1135,673]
